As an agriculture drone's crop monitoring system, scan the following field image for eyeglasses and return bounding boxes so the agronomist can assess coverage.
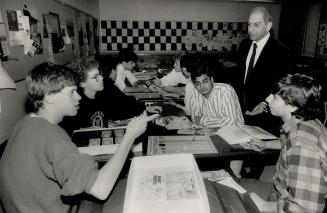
[89,72,103,82]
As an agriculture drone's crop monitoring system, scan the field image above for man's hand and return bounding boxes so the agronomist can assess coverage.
[146,106,162,114]
[194,116,202,125]
[246,102,268,116]
[125,113,159,139]
[152,78,162,87]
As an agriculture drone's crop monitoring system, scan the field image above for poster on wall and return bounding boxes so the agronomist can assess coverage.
[6,10,25,46]
[23,6,43,55]
[66,19,75,37]
[43,12,64,53]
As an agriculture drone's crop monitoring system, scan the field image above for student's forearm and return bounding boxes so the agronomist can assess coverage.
[123,86,144,93]
[264,140,281,150]
[262,201,277,213]
[89,134,135,200]
[163,86,185,95]
[200,116,236,128]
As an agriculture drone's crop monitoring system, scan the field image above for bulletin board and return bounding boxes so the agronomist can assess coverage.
[316,3,327,59]
[0,0,96,82]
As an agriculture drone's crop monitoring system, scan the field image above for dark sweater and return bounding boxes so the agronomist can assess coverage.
[60,78,145,135]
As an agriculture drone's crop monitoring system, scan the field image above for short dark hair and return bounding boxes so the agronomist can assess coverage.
[67,57,99,83]
[272,73,322,120]
[190,62,213,82]
[117,48,138,63]
[180,53,206,77]
[26,62,79,112]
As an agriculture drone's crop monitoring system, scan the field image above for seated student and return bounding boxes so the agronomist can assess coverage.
[243,73,327,213]
[187,61,244,128]
[60,58,161,135]
[152,54,188,95]
[115,48,150,93]
[184,58,244,177]
[0,62,159,213]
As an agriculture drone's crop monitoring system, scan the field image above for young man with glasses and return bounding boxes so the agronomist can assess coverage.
[60,58,161,135]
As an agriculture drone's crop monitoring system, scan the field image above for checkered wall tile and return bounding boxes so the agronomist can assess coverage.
[101,20,248,51]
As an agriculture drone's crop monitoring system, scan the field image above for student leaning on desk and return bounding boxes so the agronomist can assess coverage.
[240,74,327,213]
[152,53,189,96]
[60,57,162,135]
[114,48,152,93]
[0,62,159,213]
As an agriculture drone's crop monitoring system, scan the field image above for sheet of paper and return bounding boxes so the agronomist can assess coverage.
[216,125,252,144]
[217,177,247,194]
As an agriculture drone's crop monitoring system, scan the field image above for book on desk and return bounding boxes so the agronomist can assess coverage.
[216,125,278,145]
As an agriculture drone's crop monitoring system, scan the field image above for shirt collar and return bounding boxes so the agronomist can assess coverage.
[281,116,298,134]
[253,32,270,50]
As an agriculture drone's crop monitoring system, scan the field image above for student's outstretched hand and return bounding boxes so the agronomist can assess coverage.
[125,112,159,139]
[146,105,162,114]
[246,102,268,116]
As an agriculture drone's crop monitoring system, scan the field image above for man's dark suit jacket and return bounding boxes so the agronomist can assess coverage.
[236,36,293,135]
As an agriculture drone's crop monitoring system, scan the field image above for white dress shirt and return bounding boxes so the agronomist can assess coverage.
[244,32,270,82]
[160,69,188,87]
[115,64,138,91]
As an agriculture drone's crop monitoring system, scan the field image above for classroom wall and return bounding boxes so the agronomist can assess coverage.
[0,0,99,144]
[99,0,281,52]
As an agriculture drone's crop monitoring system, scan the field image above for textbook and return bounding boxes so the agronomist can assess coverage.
[216,125,278,145]
[123,154,210,213]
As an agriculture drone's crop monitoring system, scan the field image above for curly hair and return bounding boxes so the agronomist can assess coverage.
[67,57,99,83]
[272,73,322,121]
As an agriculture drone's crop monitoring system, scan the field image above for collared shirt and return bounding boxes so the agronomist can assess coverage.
[186,83,244,128]
[160,68,188,87]
[184,81,195,115]
[273,117,327,213]
[244,32,270,82]
[115,64,138,91]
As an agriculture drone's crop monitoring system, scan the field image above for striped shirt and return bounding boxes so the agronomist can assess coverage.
[273,118,327,213]
[186,83,244,128]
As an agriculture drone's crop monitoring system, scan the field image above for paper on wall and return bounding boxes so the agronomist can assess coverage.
[7,10,25,46]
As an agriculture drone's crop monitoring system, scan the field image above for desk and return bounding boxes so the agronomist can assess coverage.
[79,174,250,213]
[144,125,279,171]
[126,92,184,103]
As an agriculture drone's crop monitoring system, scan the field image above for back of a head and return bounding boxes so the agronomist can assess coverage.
[273,73,322,121]
[117,48,138,63]
[26,62,79,112]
